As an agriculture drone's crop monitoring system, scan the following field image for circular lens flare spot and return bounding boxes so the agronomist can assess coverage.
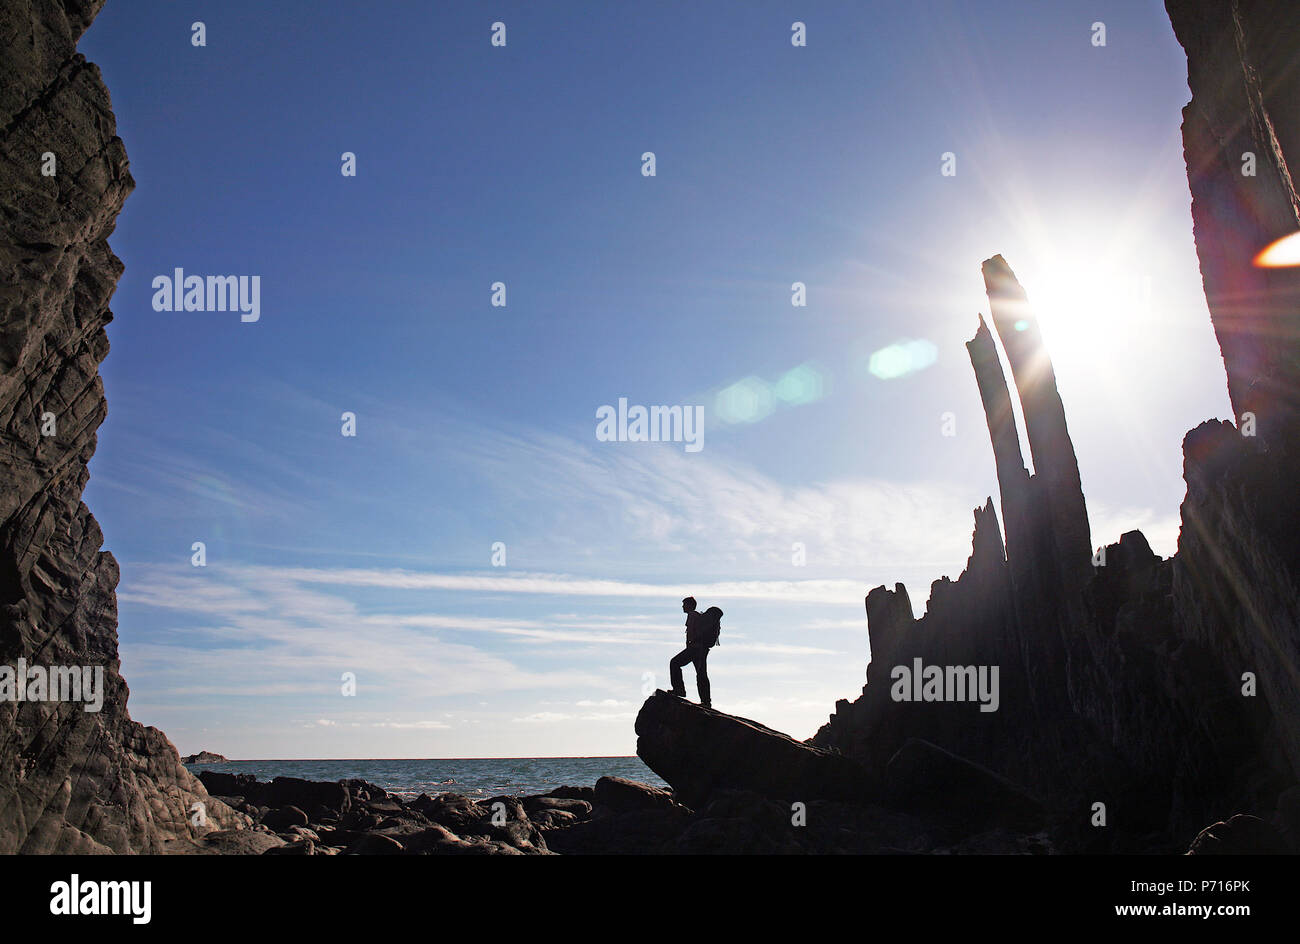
[773,363,825,405]
[867,339,938,380]
[716,377,775,423]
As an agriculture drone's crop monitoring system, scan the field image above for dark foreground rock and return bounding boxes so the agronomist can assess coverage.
[178,766,1042,854]
[882,739,1046,832]
[627,695,1060,852]
[630,691,1276,854]
[594,776,675,813]
[1186,815,1290,856]
[635,691,877,809]
[194,772,552,855]
[172,760,1266,854]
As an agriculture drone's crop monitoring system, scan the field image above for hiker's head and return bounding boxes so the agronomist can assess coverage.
[682,596,696,613]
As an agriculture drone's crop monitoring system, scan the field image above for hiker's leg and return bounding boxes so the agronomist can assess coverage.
[694,648,711,707]
[668,648,691,695]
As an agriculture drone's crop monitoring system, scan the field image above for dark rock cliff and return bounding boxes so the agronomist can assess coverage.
[1166,0,1300,441]
[0,0,243,852]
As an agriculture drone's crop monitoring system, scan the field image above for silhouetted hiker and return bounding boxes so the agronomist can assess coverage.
[668,597,723,708]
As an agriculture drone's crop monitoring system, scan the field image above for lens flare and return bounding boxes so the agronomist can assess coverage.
[715,376,775,424]
[773,363,825,405]
[1254,231,1300,267]
[867,339,938,380]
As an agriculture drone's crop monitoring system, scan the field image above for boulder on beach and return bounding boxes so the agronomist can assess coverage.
[594,776,677,813]
[635,690,877,809]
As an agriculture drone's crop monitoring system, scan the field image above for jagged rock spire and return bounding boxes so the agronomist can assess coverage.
[966,314,1031,575]
[982,255,1093,593]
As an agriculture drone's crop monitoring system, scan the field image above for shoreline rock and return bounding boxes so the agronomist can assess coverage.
[182,751,228,764]
[169,740,1277,854]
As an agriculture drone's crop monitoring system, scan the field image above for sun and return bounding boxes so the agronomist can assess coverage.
[1023,261,1150,358]
[1003,230,1156,385]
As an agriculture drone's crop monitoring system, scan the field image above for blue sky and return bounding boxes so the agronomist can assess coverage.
[78,1,1231,758]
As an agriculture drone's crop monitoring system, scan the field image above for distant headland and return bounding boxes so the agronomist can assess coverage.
[182,751,228,765]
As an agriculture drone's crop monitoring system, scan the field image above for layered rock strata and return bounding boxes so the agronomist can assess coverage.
[0,0,243,852]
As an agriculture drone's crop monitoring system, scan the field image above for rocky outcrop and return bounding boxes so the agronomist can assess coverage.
[635,690,877,809]
[815,248,1297,850]
[0,0,243,851]
[810,0,1300,853]
[814,498,1040,787]
[181,751,227,764]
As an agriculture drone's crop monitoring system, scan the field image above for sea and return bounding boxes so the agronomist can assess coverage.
[183,756,667,801]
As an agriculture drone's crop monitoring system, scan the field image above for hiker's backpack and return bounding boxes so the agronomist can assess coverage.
[704,606,723,647]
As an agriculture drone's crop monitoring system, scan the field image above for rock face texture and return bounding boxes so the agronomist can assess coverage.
[0,0,243,852]
[1165,0,1300,788]
[1167,0,1300,441]
[809,1,1300,852]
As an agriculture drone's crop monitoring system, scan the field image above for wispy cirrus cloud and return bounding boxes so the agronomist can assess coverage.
[117,564,611,702]
[234,565,871,604]
[449,420,987,576]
